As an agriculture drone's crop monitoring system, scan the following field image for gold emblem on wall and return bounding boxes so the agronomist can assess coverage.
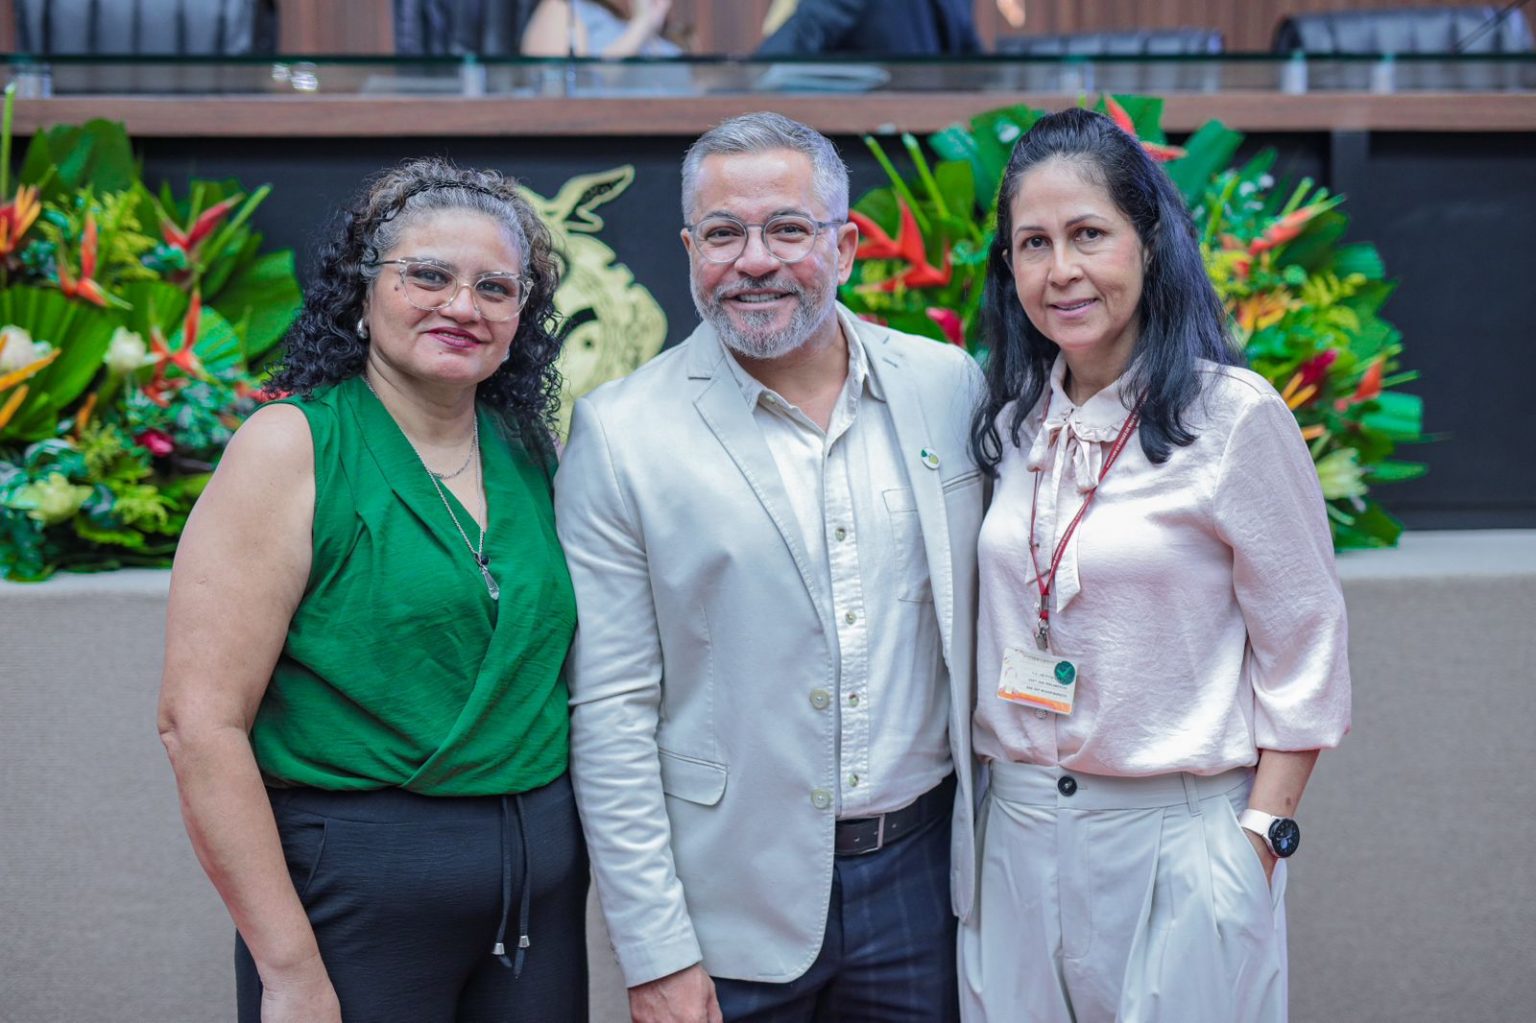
[520,166,667,437]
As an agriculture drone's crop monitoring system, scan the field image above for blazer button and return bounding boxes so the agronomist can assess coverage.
[1057,775,1078,797]
[809,688,831,710]
[811,789,832,810]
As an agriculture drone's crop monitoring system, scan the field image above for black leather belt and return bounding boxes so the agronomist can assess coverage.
[834,774,955,856]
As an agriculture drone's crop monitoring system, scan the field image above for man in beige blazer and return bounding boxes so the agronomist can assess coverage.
[555,112,983,1023]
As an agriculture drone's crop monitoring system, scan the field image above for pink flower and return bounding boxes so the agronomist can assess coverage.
[925,307,965,346]
[137,429,175,457]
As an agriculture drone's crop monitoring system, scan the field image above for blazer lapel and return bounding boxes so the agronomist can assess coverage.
[862,325,956,664]
[685,326,834,627]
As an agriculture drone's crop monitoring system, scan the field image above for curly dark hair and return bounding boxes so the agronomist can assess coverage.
[266,157,564,441]
[970,107,1243,475]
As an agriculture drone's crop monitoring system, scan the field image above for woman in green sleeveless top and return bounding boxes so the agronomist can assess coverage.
[158,159,587,1022]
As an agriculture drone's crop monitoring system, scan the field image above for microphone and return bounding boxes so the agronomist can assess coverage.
[1454,0,1533,53]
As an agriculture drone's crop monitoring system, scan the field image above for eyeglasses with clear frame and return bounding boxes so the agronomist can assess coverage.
[368,259,530,321]
[684,214,845,265]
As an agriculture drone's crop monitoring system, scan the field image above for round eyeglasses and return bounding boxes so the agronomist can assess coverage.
[685,214,845,265]
[369,259,529,321]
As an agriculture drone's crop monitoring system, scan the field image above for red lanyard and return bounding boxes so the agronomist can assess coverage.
[1027,392,1142,651]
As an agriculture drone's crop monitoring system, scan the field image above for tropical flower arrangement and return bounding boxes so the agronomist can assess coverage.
[0,89,302,580]
[841,95,1425,549]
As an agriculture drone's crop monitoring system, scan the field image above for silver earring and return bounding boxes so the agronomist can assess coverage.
[356,317,369,340]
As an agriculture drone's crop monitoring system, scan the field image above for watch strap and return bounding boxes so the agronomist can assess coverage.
[1239,808,1280,854]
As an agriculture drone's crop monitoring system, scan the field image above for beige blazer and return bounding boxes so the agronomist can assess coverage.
[555,307,984,986]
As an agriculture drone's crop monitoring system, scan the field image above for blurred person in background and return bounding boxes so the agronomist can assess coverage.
[522,0,682,57]
[758,0,979,56]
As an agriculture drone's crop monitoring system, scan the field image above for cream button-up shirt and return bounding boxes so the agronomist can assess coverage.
[719,312,951,816]
[974,356,1351,776]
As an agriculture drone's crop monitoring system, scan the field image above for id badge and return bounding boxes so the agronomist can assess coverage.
[998,645,1080,715]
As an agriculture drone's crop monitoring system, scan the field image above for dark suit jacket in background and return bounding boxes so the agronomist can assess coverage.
[757,0,980,56]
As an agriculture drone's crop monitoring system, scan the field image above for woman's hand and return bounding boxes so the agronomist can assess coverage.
[629,0,672,39]
[260,952,341,1022]
[1245,747,1321,887]
[1243,828,1277,885]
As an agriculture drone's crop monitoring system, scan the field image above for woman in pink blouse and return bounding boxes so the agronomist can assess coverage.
[957,108,1351,1022]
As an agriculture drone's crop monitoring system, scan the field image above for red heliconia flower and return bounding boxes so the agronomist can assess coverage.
[0,184,41,259]
[57,214,109,307]
[136,428,176,457]
[1247,202,1333,258]
[849,202,953,292]
[144,293,208,406]
[926,307,965,346]
[161,195,241,256]
[1103,96,1187,162]
[849,209,904,260]
[1336,357,1385,411]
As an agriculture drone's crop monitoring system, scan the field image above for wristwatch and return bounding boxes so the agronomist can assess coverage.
[1239,808,1301,858]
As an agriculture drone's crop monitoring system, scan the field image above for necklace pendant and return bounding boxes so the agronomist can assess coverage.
[479,557,500,601]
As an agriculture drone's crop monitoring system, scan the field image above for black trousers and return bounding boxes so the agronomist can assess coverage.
[236,773,588,1023]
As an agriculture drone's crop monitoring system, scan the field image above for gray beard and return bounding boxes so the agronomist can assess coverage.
[691,274,834,361]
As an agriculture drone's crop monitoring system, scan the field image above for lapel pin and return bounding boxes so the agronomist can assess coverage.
[920,448,941,470]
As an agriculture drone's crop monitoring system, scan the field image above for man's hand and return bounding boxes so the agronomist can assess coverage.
[629,963,723,1023]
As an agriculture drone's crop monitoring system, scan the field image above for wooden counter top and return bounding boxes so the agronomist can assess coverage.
[13,91,1536,136]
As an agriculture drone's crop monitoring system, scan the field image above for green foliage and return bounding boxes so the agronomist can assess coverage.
[0,287,119,439]
[838,96,1426,550]
[1,113,301,580]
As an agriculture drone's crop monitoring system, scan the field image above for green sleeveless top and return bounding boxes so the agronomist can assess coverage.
[249,375,575,797]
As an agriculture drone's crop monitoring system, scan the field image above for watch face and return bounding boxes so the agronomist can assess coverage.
[1269,818,1301,858]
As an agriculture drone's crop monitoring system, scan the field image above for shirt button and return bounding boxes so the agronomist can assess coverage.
[848,693,860,706]
[809,688,831,710]
[848,774,860,788]
[1057,775,1078,797]
[844,610,857,625]
[834,527,847,542]
[811,788,832,810]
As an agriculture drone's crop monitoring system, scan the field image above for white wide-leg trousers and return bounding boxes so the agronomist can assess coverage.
[959,762,1287,1023]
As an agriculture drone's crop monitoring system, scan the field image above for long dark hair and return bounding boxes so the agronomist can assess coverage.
[266,157,564,444]
[970,107,1241,474]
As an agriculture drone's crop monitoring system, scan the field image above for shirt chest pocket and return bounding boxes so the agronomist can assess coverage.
[881,487,933,604]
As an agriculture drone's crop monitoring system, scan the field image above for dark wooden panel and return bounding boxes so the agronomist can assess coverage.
[0,0,16,52]
[276,0,393,54]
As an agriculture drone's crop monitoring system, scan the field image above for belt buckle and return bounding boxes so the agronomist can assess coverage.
[873,812,886,853]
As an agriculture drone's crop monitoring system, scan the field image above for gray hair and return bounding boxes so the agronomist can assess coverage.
[681,112,850,222]
[357,157,533,287]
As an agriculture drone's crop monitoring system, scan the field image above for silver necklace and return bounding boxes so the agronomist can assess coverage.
[424,450,499,600]
[430,420,479,481]
[364,377,499,600]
